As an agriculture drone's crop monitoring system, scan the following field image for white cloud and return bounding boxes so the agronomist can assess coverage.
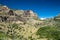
[40,18,46,20]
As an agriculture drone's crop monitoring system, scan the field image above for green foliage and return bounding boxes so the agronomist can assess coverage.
[36,26,60,40]
[0,32,9,40]
[11,23,19,29]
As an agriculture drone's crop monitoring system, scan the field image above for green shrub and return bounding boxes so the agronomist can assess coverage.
[36,26,60,40]
[0,32,9,40]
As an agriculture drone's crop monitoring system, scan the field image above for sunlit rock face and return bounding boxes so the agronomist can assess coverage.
[23,10,36,17]
[0,5,10,13]
[14,10,24,16]
[0,5,38,22]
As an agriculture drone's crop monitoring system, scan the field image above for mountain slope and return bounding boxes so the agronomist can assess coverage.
[0,5,60,40]
[0,5,45,40]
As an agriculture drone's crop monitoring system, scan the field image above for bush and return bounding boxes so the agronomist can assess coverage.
[0,32,8,40]
[36,26,60,40]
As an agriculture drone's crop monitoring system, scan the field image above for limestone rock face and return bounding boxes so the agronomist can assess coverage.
[0,5,10,13]
[14,10,38,22]
[14,10,24,16]
[23,10,36,17]
[0,5,38,23]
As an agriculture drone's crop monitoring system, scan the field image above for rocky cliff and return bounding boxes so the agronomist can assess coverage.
[0,5,39,23]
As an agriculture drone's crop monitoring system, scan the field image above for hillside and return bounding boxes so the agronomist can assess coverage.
[0,5,60,40]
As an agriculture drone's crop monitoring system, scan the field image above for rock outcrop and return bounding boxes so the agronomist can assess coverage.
[0,5,38,23]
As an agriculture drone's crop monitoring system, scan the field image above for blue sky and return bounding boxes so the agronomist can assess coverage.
[0,0,60,18]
